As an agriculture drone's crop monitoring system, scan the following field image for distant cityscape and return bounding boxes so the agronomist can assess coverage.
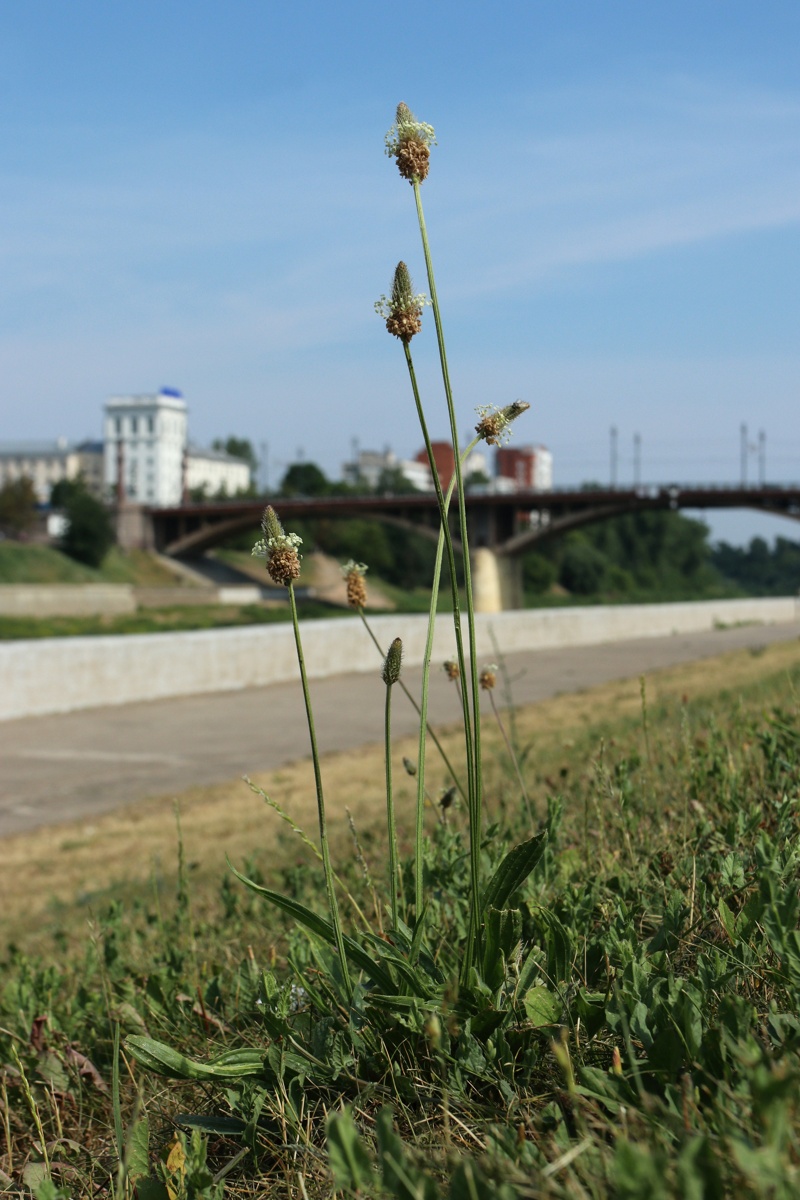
[0,387,553,508]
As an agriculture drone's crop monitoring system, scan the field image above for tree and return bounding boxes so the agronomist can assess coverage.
[464,469,491,490]
[559,536,607,594]
[58,479,116,567]
[0,477,38,537]
[280,462,330,497]
[523,552,557,594]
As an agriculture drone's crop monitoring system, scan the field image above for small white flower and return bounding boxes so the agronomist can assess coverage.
[374,293,429,319]
[341,560,368,577]
[252,531,303,558]
[384,119,437,159]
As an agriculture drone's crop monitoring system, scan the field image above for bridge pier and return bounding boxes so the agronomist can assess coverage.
[115,504,155,551]
[472,548,523,613]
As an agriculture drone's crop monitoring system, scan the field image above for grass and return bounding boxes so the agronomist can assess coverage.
[0,600,359,640]
[2,640,800,1196]
[0,543,186,587]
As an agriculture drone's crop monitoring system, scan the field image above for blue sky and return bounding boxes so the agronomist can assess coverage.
[2,1,800,544]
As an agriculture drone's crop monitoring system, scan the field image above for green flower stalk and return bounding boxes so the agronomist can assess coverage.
[346,556,466,804]
[253,506,352,1001]
[383,637,403,928]
[384,103,532,978]
[400,106,482,976]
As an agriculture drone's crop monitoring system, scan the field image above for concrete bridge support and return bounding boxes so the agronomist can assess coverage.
[472,547,524,613]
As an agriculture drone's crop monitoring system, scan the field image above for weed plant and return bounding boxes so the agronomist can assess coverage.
[2,104,800,1199]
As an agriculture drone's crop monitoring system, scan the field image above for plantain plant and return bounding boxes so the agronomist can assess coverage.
[126,99,545,1149]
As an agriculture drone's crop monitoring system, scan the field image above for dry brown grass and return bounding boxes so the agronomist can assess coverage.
[3,637,799,948]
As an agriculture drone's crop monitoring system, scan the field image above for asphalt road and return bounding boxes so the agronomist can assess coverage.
[2,620,798,839]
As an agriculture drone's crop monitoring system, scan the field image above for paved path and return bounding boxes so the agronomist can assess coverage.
[2,621,797,838]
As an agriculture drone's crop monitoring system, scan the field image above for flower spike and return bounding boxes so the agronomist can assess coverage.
[385,102,437,184]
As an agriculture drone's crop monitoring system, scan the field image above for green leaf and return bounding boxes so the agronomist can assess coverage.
[125,1037,266,1081]
[481,907,522,991]
[326,1108,375,1193]
[718,897,737,944]
[523,985,562,1028]
[481,832,547,913]
[228,864,394,991]
[175,1114,247,1136]
[127,1114,150,1182]
[23,1164,49,1190]
[537,909,573,985]
[132,1182,170,1200]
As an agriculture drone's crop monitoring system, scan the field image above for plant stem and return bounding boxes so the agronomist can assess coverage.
[412,180,484,977]
[384,680,400,928]
[357,609,466,803]
[287,582,353,1002]
[402,343,476,925]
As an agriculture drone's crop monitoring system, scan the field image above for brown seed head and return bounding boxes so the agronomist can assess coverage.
[253,505,303,587]
[267,545,301,587]
[396,137,430,184]
[479,664,498,691]
[443,659,460,682]
[388,261,423,342]
[385,306,423,342]
[375,262,427,343]
[475,400,531,446]
[385,103,436,185]
[342,560,368,608]
[475,413,503,446]
[402,756,417,777]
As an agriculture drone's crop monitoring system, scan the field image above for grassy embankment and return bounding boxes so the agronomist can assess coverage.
[2,637,800,1196]
[0,544,449,638]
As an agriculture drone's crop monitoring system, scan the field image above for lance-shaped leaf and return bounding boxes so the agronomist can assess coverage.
[229,864,394,991]
[126,1038,267,1081]
[481,831,547,914]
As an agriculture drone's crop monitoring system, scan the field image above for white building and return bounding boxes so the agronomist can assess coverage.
[0,438,104,502]
[342,447,435,492]
[186,444,251,497]
[104,390,188,506]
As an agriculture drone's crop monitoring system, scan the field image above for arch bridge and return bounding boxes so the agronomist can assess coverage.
[136,483,800,612]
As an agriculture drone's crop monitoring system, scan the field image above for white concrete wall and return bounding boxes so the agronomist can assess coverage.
[2,596,798,722]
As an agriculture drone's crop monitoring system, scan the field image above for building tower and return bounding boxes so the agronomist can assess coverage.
[103,389,187,506]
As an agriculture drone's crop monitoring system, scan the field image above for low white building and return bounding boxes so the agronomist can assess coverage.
[185,444,251,497]
[104,389,188,506]
[75,441,105,497]
[0,438,81,502]
[342,447,435,492]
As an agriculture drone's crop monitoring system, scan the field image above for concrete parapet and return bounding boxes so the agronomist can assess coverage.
[2,596,797,721]
[0,584,136,618]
